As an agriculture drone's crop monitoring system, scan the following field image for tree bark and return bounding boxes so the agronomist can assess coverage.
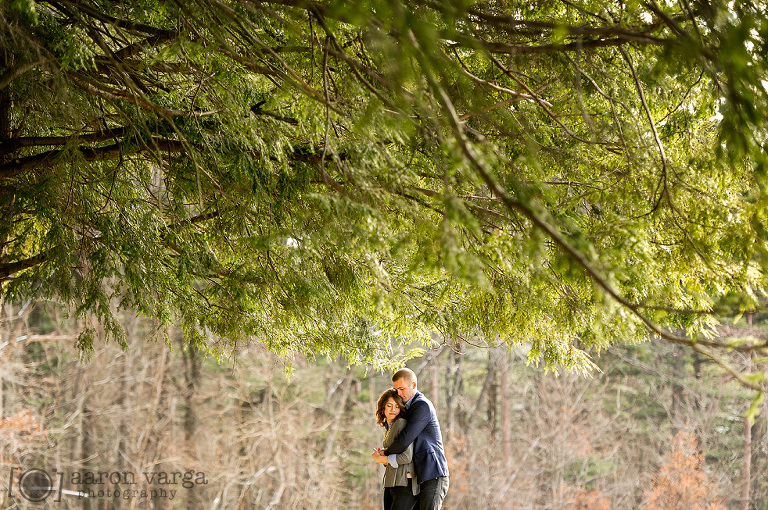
[499,351,511,472]
[323,370,352,458]
[0,51,11,279]
[467,354,495,431]
[181,330,201,510]
[77,396,93,510]
[741,414,752,510]
[487,351,498,435]
[670,345,685,433]
[431,357,439,412]
[444,348,462,437]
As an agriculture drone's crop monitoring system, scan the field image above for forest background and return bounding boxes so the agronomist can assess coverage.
[1,302,766,509]
[3,0,768,508]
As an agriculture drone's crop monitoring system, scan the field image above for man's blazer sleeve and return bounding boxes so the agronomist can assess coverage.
[384,401,429,455]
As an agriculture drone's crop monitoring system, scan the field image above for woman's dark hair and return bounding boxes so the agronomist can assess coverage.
[375,389,406,427]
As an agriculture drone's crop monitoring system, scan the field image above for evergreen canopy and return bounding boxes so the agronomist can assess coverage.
[1,0,768,386]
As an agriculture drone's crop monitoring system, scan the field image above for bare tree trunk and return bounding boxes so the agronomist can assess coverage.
[670,345,685,434]
[181,330,201,509]
[741,414,752,510]
[266,382,286,508]
[444,348,462,438]
[467,355,494,431]
[0,301,5,421]
[0,51,11,289]
[114,317,139,475]
[132,347,170,510]
[323,370,352,458]
[741,351,755,510]
[414,344,446,408]
[369,373,376,412]
[79,400,94,510]
[431,357,439,412]
[499,352,511,472]
[487,351,498,435]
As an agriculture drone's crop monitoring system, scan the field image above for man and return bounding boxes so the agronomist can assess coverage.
[373,368,449,509]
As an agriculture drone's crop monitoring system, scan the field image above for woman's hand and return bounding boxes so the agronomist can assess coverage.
[371,449,389,465]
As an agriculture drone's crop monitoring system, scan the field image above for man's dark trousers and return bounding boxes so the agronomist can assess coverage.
[418,477,449,510]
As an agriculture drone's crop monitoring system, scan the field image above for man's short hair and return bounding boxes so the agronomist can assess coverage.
[392,368,417,385]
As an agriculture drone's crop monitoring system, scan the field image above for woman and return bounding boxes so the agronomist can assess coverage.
[373,389,419,510]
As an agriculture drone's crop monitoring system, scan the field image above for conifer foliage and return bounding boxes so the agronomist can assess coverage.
[1,1,768,379]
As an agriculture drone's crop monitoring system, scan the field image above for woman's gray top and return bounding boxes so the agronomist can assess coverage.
[381,418,420,495]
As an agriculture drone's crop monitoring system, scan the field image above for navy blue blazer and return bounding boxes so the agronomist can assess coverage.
[384,391,449,482]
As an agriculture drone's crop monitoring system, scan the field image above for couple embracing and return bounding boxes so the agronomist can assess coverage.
[372,368,450,510]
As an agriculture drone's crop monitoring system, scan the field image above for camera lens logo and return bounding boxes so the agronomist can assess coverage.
[18,468,55,502]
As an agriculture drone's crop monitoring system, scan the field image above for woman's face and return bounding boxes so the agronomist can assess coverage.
[384,397,402,423]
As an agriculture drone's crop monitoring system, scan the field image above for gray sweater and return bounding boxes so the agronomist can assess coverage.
[381,418,420,495]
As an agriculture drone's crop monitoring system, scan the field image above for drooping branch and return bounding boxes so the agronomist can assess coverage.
[112,31,181,61]
[65,71,220,117]
[56,0,178,36]
[0,127,129,157]
[0,139,186,179]
[0,250,52,282]
[410,26,768,375]
[0,210,225,283]
[464,7,671,39]
[0,60,44,92]
[452,33,667,55]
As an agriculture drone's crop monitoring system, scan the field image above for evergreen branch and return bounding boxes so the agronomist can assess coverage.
[112,31,181,61]
[0,127,129,157]
[0,210,223,283]
[619,46,670,216]
[164,210,223,232]
[691,343,767,392]
[185,0,344,115]
[453,34,666,55]
[0,60,43,92]
[56,0,177,36]
[0,250,52,282]
[412,25,768,365]
[0,139,186,180]
[463,7,670,39]
[486,53,607,146]
[249,103,298,125]
[65,71,220,117]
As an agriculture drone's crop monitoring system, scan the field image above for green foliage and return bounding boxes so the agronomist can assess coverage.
[1,1,768,379]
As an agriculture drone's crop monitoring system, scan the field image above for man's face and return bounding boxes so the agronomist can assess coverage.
[393,377,416,402]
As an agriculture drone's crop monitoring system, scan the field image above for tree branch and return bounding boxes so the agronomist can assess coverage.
[0,209,223,283]
[414,26,768,370]
[57,0,177,36]
[0,60,43,92]
[65,71,219,117]
[454,34,666,55]
[0,250,52,281]
[0,139,186,180]
[0,127,128,157]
